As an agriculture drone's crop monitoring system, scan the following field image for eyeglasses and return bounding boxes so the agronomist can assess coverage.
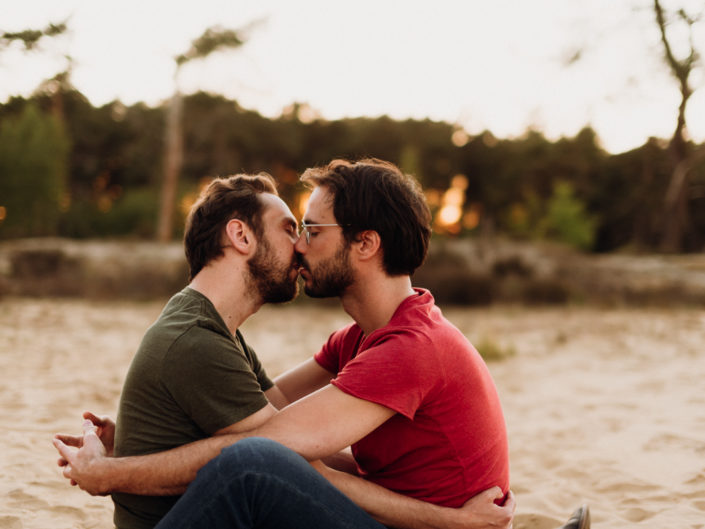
[300,222,344,244]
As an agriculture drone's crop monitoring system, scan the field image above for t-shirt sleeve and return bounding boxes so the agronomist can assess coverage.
[314,323,360,374]
[331,329,441,420]
[161,327,270,435]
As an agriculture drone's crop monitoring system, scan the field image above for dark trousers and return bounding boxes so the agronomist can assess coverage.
[155,437,387,529]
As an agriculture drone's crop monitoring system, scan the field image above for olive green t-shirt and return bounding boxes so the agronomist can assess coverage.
[112,287,273,529]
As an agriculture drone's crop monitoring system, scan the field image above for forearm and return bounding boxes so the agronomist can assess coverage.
[102,435,240,495]
[320,447,358,474]
[318,466,472,529]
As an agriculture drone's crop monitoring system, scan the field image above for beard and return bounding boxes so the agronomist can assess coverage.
[247,236,299,304]
[301,242,354,298]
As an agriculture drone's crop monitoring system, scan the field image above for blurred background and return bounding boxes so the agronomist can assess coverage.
[1,0,704,305]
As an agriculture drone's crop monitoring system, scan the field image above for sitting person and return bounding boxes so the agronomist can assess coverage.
[56,159,588,529]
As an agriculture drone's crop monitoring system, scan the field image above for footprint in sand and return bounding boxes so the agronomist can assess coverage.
[47,505,86,519]
[0,516,22,529]
[622,506,656,522]
[643,432,704,452]
[594,478,659,495]
[513,513,564,529]
[6,489,50,510]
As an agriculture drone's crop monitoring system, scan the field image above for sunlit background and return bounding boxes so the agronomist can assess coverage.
[3,0,704,153]
[1,0,704,255]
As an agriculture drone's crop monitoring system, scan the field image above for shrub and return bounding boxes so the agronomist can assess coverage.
[474,336,516,362]
[413,249,494,305]
[536,181,596,251]
[0,103,69,238]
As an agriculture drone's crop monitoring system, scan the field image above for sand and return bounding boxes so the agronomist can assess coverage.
[1,297,703,528]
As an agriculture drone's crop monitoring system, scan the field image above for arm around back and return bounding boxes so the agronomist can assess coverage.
[54,384,393,496]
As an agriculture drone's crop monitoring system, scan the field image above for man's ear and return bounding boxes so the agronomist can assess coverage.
[354,230,382,262]
[224,218,254,255]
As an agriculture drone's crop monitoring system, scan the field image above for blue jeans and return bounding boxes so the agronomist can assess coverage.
[154,438,388,529]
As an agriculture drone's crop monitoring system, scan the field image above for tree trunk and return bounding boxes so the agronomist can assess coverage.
[654,0,696,253]
[156,92,183,242]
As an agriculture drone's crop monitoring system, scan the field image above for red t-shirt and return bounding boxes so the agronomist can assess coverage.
[314,289,509,507]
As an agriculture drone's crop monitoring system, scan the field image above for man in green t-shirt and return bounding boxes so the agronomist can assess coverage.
[55,170,518,529]
[90,173,301,529]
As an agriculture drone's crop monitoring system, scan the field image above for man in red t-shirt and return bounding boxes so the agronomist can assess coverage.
[56,159,588,529]
[315,288,509,507]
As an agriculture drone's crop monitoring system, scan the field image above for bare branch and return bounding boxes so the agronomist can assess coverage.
[1,21,67,51]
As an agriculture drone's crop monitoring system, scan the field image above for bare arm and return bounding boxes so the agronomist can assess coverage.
[262,359,333,410]
[321,446,359,474]
[55,399,514,529]
[273,358,334,404]
[263,385,289,410]
[53,403,277,496]
[52,360,334,496]
[54,384,393,496]
[314,462,515,529]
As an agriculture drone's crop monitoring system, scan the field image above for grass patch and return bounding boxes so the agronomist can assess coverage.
[474,336,517,362]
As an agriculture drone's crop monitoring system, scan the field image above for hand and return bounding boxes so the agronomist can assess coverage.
[83,411,116,456]
[55,412,116,457]
[53,419,112,496]
[454,487,515,529]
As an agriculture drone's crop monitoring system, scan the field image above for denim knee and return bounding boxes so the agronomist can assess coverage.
[215,437,302,477]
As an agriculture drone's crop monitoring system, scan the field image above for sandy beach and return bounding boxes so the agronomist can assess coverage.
[1,297,703,528]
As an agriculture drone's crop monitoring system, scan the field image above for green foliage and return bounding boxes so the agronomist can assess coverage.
[0,103,70,237]
[503,191,543,238]
[536,181,596,250]
[176,27,245,67]
[59,187,159,238]
[1,22,67,50]
[474,336,516,362]
[1,86,704,250]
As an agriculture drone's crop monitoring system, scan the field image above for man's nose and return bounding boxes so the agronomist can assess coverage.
[294,232,307,253]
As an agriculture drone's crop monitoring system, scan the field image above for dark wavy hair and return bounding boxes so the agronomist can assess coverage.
[301,158,431,276]
[184,173,277,280]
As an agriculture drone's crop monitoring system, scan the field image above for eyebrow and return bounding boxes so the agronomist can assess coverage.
[302,217,334,225]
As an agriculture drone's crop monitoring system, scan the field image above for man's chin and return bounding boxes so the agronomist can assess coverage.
[263,281,300,304]
[303,285,338,299]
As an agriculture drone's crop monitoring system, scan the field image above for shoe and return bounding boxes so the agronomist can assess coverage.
[556,504,590,529]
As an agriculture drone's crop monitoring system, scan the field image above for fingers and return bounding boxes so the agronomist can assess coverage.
[55,456,78,485]
[81,420,104,451]
[52,438,74,465]
[83,411,103,426]
[478,485,504,500]
[505,490,517,513]
[54,439,77,484]
[83,419,98,432]
[54,433,84,448]
[82,419,100,441]
[83,411,115,430]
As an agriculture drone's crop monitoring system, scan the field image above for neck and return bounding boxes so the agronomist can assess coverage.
[189,261,262,335]
[340,274,415,336]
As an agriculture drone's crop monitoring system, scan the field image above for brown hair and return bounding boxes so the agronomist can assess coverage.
[301,158,431,276]
[184,173,277,280]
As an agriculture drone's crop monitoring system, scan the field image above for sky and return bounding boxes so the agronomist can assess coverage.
[1,0,704,154]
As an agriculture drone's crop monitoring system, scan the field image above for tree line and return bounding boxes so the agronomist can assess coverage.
[0,86,704,253]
